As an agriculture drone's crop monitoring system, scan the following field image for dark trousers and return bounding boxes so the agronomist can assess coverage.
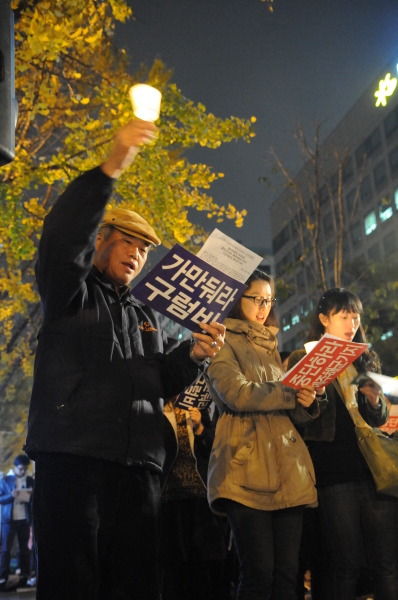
[33,453,162,600]
[0,519,31,580]
[160,497,229,600]
[317,480,398,600]
[296,507,331,600]
[225,500,304,600]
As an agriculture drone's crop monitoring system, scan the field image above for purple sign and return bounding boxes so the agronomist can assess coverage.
[174,373,212,410]
[132,244,245,331]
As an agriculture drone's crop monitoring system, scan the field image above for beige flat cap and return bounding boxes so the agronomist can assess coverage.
[101,207,161,246]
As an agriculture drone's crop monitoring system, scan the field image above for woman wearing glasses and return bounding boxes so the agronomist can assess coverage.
[205,269,324,600]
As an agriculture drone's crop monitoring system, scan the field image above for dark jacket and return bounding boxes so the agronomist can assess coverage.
[288,349,388,487]
[0,474,34,524]
[288,349,388,442]
[24,167,199,471]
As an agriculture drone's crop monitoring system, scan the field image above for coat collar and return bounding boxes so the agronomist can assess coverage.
[224,318,279,351]
[90,266,145,306]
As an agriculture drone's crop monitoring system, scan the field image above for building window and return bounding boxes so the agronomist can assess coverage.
[276,250,293,275]
[360,176,372,205]
[299,300,308,316]
[378,197,393,222]
[322,213,334,235]
[368,242,381,261]
[296,270,305,288]
[291,314,300,326]
[342,157,354,183]
[384,105,398,139]
[373,161,387,191]
[293,242,302,261]
[319,184,328,206]
[305,266,314,286]
[330,172,339,194]
[364,211,377,235]
[389,145,398,176]
[326,244,335,264]
[351,222,362,246]
[383,231,397,254]
[273,223,291,253]
[282,314,291,332]
[380,330,393,341]
[345,189,356,214]
[355,127,381,168]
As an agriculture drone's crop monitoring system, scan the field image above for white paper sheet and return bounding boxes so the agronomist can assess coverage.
[197,229,263,284]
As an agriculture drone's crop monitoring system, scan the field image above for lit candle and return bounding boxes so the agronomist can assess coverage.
[129,84,162,122]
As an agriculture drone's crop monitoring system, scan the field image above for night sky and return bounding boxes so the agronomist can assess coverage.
[115,0,398,253]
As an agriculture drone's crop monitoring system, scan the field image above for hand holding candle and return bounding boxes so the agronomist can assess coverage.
[101,120,157,178]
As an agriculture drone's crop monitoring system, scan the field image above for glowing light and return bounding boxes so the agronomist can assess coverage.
[374,72,398,107]
[129,84,162,121]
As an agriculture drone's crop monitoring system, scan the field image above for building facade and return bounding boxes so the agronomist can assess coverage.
[270,58,398,351]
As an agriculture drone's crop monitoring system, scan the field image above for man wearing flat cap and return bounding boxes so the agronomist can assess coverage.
[24,120,225,600]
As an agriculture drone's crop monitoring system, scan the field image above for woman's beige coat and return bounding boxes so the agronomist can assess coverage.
[205,318,320,515]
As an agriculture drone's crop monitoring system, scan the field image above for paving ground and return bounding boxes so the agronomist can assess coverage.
[0,589,35,600]
[0,575,36,599]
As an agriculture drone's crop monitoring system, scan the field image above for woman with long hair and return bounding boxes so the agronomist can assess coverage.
[288,287,397,600]
[205,269,324,600]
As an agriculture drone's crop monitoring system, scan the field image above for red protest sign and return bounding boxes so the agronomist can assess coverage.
[282,334,368,389]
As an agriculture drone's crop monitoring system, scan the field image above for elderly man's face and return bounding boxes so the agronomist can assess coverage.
[94,229,150,288]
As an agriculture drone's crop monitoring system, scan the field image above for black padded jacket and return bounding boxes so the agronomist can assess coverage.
[24,167,199,471]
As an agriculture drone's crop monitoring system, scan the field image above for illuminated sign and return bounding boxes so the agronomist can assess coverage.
[374,66,398,107]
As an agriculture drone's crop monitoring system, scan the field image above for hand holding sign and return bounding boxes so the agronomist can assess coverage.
[191,321,226,361]
[282,334,368,389]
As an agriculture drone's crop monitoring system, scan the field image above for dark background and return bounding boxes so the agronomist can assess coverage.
[117,0,398,252]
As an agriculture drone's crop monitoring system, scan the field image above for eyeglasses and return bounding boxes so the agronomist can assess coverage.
[242,295,276,307]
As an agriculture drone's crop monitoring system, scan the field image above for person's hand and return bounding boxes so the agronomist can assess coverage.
[296,385,317,408]
[13,489,32,502]
[191,321,226,362]
[188,407,204,435]
[359,381,382,408]
[315,386,326,397]
[101,119,158,178]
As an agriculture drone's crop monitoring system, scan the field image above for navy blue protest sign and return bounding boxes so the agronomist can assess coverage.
[131,244,245,331]
[174,373,212,410]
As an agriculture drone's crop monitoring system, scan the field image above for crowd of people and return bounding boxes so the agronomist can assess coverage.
[1,120,397,599]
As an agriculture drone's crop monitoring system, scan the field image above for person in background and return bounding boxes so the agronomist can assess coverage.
[205,268,325,600]
[23,119,225,600]
[0,454,34,591]
[288,287,397,600]
[161,400,228,600]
